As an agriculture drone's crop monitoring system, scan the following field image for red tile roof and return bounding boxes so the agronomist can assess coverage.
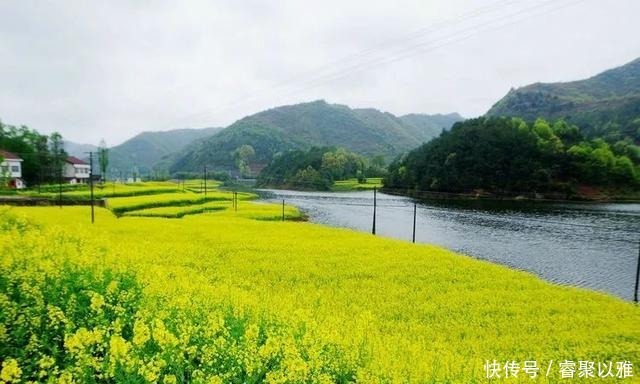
[0,149,22,160]
[66,156,89,165]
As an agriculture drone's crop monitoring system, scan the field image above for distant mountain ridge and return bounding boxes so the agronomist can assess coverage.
[487,57,640,141]
[399,113,464,141]
[108,127,221,175]
[171,100,462,172]
[63,141,98,158]
[65,127,221,176]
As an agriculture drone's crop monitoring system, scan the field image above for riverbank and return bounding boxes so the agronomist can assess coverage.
[382,185,640,203]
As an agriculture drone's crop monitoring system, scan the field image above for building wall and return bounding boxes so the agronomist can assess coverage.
[63,163,76,178]
[63,163,90,183]
[0,159,22,178]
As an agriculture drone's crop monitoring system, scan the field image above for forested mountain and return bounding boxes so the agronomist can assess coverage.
[107,127,221,176]
[486,57,640,142]
[170,100,462,172]
[399,113,464,142]
[385,117,639,199]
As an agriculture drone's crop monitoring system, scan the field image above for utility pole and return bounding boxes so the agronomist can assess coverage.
[282,199,285,221]
[58,166,62,208]
[89,152,95,224]
[372,186,377,235]
[203,165,207,197]
[412,203,417,243]
[634,240,639,303]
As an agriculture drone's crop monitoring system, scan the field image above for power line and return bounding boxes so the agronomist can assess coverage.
[150,0,520,123]
[164,0,585,128]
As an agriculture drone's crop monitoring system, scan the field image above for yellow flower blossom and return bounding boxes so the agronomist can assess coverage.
[0,359,22,383]
[109,335,129,360]
[2,189,640,383]
[89,293,105,313]
[133,319,150,347]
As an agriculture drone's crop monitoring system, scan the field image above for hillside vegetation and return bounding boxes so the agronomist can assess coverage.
[487,57,640,142]
[257,147,386,190]
[171,100,462,172]
[385,117,640,199]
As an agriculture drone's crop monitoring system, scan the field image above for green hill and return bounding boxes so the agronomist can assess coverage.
[486,57,640,142]
[107,127,221,177]
[170,100,462,172]
[385,117,639,199]
[399,113,464,141]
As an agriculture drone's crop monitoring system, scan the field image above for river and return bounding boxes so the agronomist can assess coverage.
[260,189,640,301]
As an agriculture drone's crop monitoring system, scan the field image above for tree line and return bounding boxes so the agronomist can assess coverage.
[385,117,639,196]
[1,120,110,188]
[256,147,386,190]
[0,121,68,186]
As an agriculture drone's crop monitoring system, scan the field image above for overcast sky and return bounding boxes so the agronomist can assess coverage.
[0,0,638,145]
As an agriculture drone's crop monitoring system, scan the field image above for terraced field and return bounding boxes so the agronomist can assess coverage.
[101,181,301,221]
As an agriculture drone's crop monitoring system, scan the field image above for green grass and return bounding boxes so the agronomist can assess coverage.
[332,177,383,191]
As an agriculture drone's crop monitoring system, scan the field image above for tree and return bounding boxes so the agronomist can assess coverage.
[98,139,109,182]
[257,147,369,190]
[48,132,66,184]
[233,145,255,177]
[611,156,637,184]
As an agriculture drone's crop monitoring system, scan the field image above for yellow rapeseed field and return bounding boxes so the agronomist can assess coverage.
[0,202,639,383]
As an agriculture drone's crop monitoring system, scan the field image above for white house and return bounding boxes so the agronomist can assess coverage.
[0,149,25,189]
[64,156,91,184]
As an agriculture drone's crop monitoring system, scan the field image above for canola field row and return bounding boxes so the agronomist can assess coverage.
[0,182,638,383]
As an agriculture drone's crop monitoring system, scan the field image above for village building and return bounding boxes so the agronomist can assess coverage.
[0,149,25,189]
[63,156,91,184]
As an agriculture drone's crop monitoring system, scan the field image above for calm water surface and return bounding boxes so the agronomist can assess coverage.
[261,189,640,301]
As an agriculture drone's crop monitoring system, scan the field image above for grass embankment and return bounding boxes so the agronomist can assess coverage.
[105,191,253,215]
[120,200,301,220]
[178,179,223,194]
[1,205,638,383]
[121,200,229,218]
[105,190,265,217]
[332,178,382,192]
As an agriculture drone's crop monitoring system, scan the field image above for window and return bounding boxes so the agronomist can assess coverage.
[10,165,20,173]
[0,166,8,174]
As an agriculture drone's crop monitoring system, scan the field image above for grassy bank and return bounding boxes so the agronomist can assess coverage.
[1,203,638,383]
[332,178,382,192]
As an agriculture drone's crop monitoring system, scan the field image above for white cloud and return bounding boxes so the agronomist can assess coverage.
[0,0,638,145]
